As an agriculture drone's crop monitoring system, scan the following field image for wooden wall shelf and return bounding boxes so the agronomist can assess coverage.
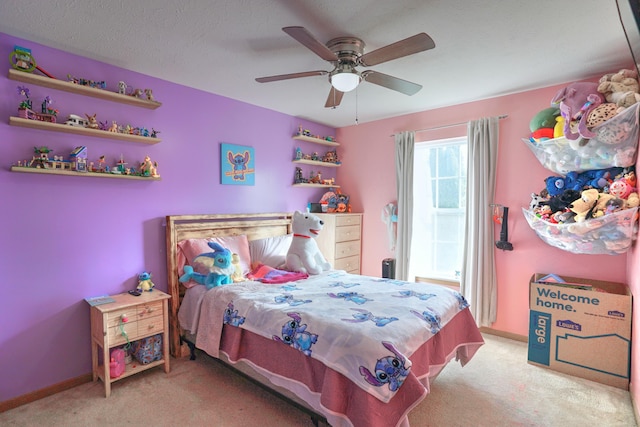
[11,166,161,180]
[9,117,161,144]
[292,183,340,188]
[293,135,340,146]
[8,69,162,109]
[293,159,340,168]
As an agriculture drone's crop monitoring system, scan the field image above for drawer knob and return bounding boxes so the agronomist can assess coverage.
[148,325,155,330]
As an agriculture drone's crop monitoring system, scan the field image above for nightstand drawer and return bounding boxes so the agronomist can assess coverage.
[108,322,137,346]
[107,307,137,328]
[334,255,360,272]
[138,315,164,336]
[336,215,361,227]
[335,240,361,259]
[137,301,162,319]
[335,225,361,243]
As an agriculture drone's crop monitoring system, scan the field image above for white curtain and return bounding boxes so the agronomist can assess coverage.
[394,131,415,280]
[408,145,434,282]
[461,117,500,327]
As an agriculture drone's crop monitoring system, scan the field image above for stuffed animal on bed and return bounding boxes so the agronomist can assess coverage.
[285,211,331,275]
[179,241,234,289]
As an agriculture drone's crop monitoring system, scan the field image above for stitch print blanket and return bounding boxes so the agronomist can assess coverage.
[193,270,476,403]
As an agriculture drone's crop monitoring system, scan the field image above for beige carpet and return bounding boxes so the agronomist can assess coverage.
[1,334,636,427]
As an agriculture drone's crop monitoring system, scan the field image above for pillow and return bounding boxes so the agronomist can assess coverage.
[249,234,293,269]
[177,235,251,288]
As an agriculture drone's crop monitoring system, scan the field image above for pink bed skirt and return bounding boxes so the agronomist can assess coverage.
[218,307,484,427]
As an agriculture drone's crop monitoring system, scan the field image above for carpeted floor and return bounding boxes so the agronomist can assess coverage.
[1,333,636,426]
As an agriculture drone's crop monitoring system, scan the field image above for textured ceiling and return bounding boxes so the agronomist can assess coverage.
[1,0,638,128]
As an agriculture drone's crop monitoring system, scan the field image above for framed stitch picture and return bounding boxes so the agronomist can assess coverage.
[221,143,255,185]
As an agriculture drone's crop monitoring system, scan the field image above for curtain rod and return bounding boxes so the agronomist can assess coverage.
[390,114,508,137]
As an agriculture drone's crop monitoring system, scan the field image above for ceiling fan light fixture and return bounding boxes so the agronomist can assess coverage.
[330,68,361,92]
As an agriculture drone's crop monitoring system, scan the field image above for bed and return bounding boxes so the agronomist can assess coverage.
[165,212,484,427]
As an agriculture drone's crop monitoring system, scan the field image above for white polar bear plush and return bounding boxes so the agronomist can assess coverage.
[286,211,332,275]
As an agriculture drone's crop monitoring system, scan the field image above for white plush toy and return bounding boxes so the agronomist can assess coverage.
[286,211,331,275]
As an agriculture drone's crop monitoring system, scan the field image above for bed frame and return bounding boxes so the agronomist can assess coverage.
[165,212,293,358]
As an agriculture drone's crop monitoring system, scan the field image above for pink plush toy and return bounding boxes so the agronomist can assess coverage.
[551,82,605,140]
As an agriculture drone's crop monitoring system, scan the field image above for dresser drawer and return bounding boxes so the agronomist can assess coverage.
[335,240,361,259]
[334,255,360,272]
[336,215,361,227]
[335,225,361,243]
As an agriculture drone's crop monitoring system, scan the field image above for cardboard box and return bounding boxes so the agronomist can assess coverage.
[528,273,632,389]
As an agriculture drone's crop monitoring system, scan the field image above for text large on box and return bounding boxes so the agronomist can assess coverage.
[528,274,632,388]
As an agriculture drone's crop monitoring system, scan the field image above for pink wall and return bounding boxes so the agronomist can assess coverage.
[0,33,335,402]
[336,81,637,404]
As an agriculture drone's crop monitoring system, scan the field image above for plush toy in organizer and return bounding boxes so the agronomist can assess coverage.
[544,167,623,196]
[585,103,618,130]
[285,211,331,275]
[551,81,605,140]
[529,107,561,142]
[179,242,234,289]
[597,68,640,112]
[569,188,615,221]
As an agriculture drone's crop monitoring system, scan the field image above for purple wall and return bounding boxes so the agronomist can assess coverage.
[0,33,335,402]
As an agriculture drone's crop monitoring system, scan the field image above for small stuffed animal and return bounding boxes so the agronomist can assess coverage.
[179,242,233,289]
[551,82,605,140]
[285,211,331,275]
[568,189,599,222]
[137,271,155,292]
[230,253,245,283]
[597,69,640,111]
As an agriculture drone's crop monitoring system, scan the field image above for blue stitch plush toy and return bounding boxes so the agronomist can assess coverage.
[179,242,233,289]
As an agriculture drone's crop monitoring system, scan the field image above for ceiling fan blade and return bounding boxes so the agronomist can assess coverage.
[283,26,338,62]
[362,70,422,95]
[325,87,344,108]
[360,33,435,67]
[256,70,328,83]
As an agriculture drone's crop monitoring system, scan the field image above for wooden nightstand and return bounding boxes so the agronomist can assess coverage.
[88,290,171,397]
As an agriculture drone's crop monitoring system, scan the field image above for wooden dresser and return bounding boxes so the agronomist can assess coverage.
[314,213,362,274]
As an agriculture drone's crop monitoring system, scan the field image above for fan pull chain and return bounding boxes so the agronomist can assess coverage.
[355,87,359,125]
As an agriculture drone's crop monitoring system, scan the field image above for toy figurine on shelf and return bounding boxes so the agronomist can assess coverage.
[294,167,306,184]
[118,81,127,94]
[150,128,160,138]
[28,146,53,169]
[85,113,99,129]
[69,146,88,172]
[295,147,303,160]
[17,86,32,110]
[140,155,159,178]
[108,121,118,132]
[115,155,128,174]
[97,155,107,172]
[309,171,322,184]
[144,88,154,101]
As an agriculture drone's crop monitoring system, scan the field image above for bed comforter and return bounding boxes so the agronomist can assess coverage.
[179,270,484,426]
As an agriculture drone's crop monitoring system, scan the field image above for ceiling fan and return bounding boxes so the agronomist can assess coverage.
[255,26,436,108]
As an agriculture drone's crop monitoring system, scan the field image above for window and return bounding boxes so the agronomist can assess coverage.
[410,137,467,282]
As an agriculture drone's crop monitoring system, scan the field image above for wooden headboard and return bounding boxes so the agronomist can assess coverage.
[164,213,293,357]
